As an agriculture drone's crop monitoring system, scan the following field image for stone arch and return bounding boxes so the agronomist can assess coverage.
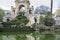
[18,4,25,11]
[15,3,30,16]
[17,4,27,16]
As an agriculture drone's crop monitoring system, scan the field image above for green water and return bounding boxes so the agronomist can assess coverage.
[0,31,60,40]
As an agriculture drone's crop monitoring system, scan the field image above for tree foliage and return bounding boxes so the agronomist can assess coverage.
[39,12,55,26]
[3,12,29,25]
[39,16,44,24]
[16,12,29,25]
[0,8,4,21]
[44,16,55,26]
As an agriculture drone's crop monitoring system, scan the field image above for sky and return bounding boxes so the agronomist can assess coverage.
[0,0,60,13]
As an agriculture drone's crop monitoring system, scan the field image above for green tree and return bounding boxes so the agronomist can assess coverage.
[2,12,29,32]
[3,12,29,26]
[44,16,55,26]
[44,12,55,26]
[39,12,55,26]
[39,16,44,24]
[16,12,29,25]
[46,12,52,17]
[0,8,4,22]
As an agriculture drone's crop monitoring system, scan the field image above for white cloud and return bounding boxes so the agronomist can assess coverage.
[0,0,59,13]
[0,0,15,10]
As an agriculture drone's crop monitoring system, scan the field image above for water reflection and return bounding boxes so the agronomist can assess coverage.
[0,31,60,40]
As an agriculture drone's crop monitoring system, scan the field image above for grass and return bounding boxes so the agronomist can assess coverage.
[0,32,59,40]
[0,31,34,35]
[44,34,55,40]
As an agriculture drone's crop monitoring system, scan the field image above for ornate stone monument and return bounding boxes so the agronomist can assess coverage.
[11,0,31,19]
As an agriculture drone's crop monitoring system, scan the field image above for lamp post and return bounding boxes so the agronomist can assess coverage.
[51,0,53,16]
[51,0,55,34]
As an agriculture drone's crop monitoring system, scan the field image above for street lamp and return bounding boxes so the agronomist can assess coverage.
[51,0,53,15]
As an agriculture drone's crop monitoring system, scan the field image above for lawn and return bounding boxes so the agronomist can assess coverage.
[0,31,60,40]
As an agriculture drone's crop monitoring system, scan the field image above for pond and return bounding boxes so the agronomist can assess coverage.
[0,31,60,40]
